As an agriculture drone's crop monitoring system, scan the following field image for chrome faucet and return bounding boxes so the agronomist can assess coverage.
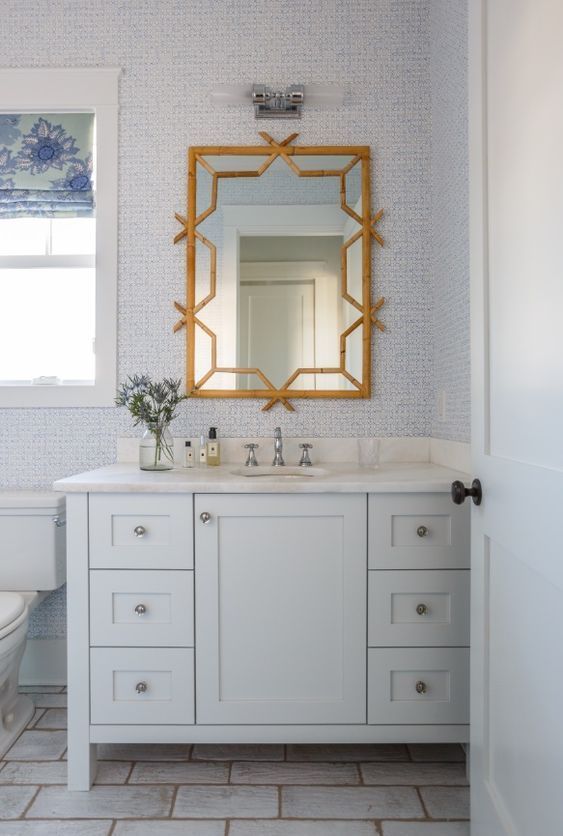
[298,443,313,467]
[272,427,285,466]
[243,443,259,467]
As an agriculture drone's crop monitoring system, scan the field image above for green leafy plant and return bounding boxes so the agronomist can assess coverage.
[116,375,188,468]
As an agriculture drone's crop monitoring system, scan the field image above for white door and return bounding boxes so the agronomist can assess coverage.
[469,2,563,833]
[238,260,326,390]
[194,493,366,725]
[238,280,315,388]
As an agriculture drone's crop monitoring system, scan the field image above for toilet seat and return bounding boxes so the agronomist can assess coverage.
[0,593,27,641]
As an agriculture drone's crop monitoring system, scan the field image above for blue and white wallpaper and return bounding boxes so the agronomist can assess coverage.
[429,0,470,441]
[0,0,469,638]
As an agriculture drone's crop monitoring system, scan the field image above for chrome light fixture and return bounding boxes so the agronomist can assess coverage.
[252,84,304,118]
[210,84,344,119]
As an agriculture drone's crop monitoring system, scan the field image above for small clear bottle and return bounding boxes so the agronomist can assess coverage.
[183,440,195,468]
[199,433,207,466]
[206,427,221,466]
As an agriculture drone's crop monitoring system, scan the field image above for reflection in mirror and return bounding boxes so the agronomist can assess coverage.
[194,154,363,391]
[199,372,269,391]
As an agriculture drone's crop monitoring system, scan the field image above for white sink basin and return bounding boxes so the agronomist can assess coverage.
[229,466,329,478]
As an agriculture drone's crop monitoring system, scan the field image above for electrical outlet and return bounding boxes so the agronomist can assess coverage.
[438,390,447,422]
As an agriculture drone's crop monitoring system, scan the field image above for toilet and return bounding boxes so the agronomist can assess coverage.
[0,491,66,755]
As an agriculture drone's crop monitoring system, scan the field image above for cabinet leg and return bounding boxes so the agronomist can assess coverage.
[463,743,470,783]
[67,738,97,791]
[66,493,97,791]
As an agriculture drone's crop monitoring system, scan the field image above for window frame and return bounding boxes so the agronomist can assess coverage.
[0,67,120,407]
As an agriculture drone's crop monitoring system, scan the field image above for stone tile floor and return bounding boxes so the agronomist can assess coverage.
[0,686,470,835]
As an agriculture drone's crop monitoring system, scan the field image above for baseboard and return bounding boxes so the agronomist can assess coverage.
[20,638,67,686]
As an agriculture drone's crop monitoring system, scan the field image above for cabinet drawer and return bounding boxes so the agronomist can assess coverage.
[89,494,193,569]
[368,494,469,570]
[90,647,194,725]
[368,570,469,647]
[90,570,194,647]
[368,648,469,725]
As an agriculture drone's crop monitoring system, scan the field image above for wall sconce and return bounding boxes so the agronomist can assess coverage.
[210,84,345,119]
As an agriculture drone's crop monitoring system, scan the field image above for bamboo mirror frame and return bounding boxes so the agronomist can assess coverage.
[173,132,384,412]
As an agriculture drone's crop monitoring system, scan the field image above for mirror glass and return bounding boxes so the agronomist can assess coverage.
[185,142,372,403]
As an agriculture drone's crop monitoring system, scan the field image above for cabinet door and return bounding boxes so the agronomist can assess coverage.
[195,494,367,724]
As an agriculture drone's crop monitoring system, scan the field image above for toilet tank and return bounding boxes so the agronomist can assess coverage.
[0,492,66,591]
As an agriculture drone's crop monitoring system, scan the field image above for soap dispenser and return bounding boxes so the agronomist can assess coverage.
[206,427,221,466]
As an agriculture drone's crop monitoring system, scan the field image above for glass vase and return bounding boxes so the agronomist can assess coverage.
[139,424,174,471]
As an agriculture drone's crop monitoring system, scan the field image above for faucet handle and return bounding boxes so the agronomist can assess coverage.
[298,443,313,467]
[243,443,259,467]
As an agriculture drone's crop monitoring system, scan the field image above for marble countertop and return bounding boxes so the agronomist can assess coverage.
[54,462,469,494]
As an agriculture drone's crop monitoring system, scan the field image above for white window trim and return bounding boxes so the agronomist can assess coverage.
[0,67,120,407]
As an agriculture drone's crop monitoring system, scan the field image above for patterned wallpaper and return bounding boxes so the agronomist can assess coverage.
[429,0,470,441]
[0,0,468,638]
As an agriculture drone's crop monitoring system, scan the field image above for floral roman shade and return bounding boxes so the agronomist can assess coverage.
[0,113,94,218]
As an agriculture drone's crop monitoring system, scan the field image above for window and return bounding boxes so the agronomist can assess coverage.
[0,68,119,407]
[0,218,96,385]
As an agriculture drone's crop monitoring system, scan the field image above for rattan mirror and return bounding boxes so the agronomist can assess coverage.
[173,132,384,411]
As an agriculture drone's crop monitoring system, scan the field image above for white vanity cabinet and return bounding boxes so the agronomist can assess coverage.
[60,469,470,790]
[194,494,366,725]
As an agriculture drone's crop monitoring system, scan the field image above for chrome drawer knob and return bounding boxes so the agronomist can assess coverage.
[416,525,428,538]
[200,512,211,524]
[134,604,146,616]
[416,603,428,616]
[135,681,148,694]
[415,680,427,694]
[134,525,146,538]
